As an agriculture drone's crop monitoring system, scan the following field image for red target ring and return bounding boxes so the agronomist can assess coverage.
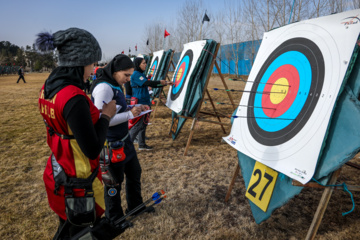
[262,64,300,118]
[151,65,156,73]
[174,62,186,87]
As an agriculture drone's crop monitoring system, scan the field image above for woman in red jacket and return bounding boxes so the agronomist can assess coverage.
[36,28,119,239]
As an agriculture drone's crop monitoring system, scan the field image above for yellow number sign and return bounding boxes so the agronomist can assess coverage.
[171,117,179,135]
[245,161,278,212]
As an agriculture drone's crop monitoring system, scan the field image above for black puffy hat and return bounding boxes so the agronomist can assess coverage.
[134,57,144,73]
[36,27,102,67]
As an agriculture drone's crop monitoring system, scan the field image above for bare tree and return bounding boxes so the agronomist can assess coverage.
[142,0,356,73]
[274,0,302,26]
[211,11,226,44]
[222,0,247,75]
[176,0,209,45]
[243,0,263,71]
[307,0,329,18]
[142,23,166,54]
[294,0,308,22]
[350,0,360,8]
[211,10,227,72]
[164,25,179,52]
[328,0,352,13]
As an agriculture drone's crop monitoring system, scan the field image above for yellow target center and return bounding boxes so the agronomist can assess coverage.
[270,78,289,104]
[176,68,183,83]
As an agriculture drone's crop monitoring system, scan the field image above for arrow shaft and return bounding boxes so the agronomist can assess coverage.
[232,115,295,121]
[214,88,285,94]
[216,102,276,110]
[114,191,165,225]
[230,79,290,87]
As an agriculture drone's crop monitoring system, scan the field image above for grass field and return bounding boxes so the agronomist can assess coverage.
[0,72,359,240]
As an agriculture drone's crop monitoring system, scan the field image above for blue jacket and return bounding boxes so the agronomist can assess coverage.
[131,71,151,105]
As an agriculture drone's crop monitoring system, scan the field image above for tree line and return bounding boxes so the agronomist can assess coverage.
[143,0,360,53]
[0,41,55,72]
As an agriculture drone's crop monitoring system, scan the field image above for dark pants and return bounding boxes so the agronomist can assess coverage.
[104,155,143,223]
[129,116,148,146]
[17,75,26,83]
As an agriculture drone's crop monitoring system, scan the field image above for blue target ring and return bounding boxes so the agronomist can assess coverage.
[172,56,190,94]
[170,49,193,101]
[254,51,311,132]
[247,38,325,146]
[149,57,158,80]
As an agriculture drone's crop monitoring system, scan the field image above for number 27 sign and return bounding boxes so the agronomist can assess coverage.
[245,161,278,212]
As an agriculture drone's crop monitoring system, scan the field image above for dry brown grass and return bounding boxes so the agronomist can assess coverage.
[0,73,359,240]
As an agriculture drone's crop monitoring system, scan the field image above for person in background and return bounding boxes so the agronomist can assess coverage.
[85,77,91,94]
[124,80,132,104]
[36,27,127,239]
[91,54,154,226]
[129,57,173,150]
[95,63,103,78]
[94,63,100,75]
[16,66,26,83]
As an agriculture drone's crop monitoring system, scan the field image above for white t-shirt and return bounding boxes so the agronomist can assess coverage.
[92,83,134,127]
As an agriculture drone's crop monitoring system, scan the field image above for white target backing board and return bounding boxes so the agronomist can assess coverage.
[166,40,207,113]
[223,9,360,184]
[148,50,164,80]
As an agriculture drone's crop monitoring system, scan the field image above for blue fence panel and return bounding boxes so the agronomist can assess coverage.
[229,60,236,75]
[169,52,181,71]
[168,39,262,76]
[215,39,262,75]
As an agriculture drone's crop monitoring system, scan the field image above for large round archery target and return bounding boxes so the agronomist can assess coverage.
[247,38,325,146]
[170,49,193,101]
[223,10,359,184]
[149,56,159,80]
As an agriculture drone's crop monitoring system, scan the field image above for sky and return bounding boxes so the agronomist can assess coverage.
[1,0,221,62]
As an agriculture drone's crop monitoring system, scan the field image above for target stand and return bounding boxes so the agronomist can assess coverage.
[220,8,360,239]
[292,161,360,240]
[170,43,237,156]
[225,160,360,240]
[150,50,175,122]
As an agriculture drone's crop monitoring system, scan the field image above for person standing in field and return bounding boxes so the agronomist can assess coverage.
[91,54,155,225]
[16,66,26,83]
[36,27,127,239]
[129,57,173,150]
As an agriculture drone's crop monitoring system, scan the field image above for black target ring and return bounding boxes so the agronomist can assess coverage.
[248,38,325,146]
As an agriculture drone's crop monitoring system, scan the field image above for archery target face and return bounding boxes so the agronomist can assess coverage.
[224,9,360,184]
[148,50,164,80]
[166,40,207,113]
[248,37,325,146]
[149,56,158,80]
[170,49,193,101]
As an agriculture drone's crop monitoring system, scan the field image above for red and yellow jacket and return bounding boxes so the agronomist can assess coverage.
[39,85,105,220]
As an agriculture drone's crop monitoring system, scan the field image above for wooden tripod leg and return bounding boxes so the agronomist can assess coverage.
[205,89,226,134]
[225,164,240,202]
[184,118,197,156]
[305,168,341,240]
[150,98,160,123]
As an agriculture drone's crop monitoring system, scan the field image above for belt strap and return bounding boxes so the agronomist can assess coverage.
[43,120,75,140]
[109,133,129,147]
